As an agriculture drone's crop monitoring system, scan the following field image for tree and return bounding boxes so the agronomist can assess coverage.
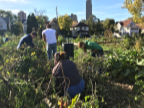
[103,19,115,33]
[36,16,45,38]
[72,21,78,25]
[43,15,49,22]
[58,14,72,35]
[0,10,19,25]
[34,8,46,17]
[11,21,23,36]
[80,19,86,23]
[85,15,103,35]
[26,13,38,34]
[123,0,144,25]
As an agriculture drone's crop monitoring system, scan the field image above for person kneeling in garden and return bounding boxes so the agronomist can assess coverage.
[78,40,104,57]
[52,52,85,99]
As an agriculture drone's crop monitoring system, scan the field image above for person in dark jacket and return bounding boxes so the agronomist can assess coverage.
[52,52,85,99]
[17,32,39,50]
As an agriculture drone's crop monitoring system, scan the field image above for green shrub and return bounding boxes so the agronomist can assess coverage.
[57,35,66,45]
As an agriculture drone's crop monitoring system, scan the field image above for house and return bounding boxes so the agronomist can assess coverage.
[22,20,27,34]
[45,18,60,34]
[114,20,139,37]
[70,22,89,37]
[0,16,11,35]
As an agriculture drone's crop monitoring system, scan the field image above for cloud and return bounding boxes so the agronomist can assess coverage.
[0,0,29,3]
[11,9,20,14]
[6,9,28,15]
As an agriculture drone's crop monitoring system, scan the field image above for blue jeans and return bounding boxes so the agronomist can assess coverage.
[47,43,57,60]
[65,79,85,99]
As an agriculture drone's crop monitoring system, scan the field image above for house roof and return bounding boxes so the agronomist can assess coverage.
[122,20,132,27]
[22,19,26,24]
[49,18,58,24]
[72,22,88,27]
[116,20,132,27]
[1,17,10,24]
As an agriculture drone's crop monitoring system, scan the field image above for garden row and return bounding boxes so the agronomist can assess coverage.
[0,34,144,108]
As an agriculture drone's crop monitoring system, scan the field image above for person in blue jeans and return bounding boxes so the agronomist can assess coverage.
[42,24,58,60]
[52,52,85,99]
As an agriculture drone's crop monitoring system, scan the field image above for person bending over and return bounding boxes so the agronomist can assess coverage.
[78,40,104,57]
[52,52,85,99]
[17,31,39,50]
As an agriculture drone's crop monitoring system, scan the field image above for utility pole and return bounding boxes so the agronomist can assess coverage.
[56,6,58,20]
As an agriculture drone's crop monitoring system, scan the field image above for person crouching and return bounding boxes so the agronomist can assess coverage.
[52,52,85,99]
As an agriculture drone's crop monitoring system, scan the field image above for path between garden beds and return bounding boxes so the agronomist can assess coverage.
[106,80,133,91]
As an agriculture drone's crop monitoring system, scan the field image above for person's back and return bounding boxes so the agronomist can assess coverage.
[17,34,34,50]
[53,52,85,98]
[42,28,57,44]
[53,60,82,87]
[42,24,57,60]
[85,40,103,51]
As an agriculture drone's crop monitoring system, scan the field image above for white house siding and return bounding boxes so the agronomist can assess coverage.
[0,17,7,30]
[23,21,27,34]
[77,27,80,31]
[86,27,89,31]
[116,21,139,37]
[71,29,77,36]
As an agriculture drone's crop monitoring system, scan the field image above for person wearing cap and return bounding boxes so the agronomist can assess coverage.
[17,31,39,50]
[78,40,104,57]
[42,24,58,60]
[52,52,85,99]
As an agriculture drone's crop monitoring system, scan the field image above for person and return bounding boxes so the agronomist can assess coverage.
[78,40,104,74]
[42,24,58,60]
[78,40,104,57]
[52,52,85,99]
[17,32,39,50]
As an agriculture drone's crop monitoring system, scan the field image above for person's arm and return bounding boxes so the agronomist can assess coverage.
[55,32,58,40]
[42,33,46,43]
[30,42,41,51]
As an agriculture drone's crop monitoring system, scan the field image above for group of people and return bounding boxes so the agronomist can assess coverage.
[17,23,103,99]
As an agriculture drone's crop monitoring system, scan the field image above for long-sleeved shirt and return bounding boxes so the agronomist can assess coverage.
[17,34,34,49]
[52,60,82,88]
[85,40,103,51]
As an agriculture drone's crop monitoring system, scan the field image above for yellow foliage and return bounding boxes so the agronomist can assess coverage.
[72,21,78,25]
[135,39,141,52]
[58,14,72,31]
[31,52,35,56]
[123,0,144,26]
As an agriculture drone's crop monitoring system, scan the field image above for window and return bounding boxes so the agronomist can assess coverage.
[84,27,86,30]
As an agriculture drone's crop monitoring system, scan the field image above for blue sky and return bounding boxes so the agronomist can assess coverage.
[0,0,132,22]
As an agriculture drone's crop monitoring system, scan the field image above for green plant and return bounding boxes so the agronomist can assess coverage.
[57,35,66,45]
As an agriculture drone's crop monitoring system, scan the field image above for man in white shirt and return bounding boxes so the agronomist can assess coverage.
[42,24,58,60]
